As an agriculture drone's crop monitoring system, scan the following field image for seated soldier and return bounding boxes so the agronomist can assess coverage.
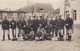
[35,24,44,41]
[29,30,35,41]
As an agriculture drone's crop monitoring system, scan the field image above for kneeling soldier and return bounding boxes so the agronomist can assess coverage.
[10,17,17,41]
[35,24,44,41]
[2,17,10,41]
[65,16,73,41]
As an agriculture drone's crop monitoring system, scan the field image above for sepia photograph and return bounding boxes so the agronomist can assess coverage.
[0,0,80,51]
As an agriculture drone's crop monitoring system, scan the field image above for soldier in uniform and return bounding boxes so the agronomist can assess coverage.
[39,16,47,29]
[65,16,73,41]
[10,17,17,41]
[17,17,26,37]
[44,21,52,40]
[27,16,32,26]
[49,17,55,37]
[2,17,10,41]
[35,24,45,41]
[57,15,64,41]
[31,16,39,39]
[54,17,58,37]
[23,23,32,41]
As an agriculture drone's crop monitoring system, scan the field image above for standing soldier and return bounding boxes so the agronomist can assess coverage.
[27,16,32,26]
[31,16,39,39]
[17,17,26,37]
[50,17,55,37]
[54,17,58,37]
[2,17,10,41]
[57,15,64,41]
[10,17,17,41]
[65,16,73,41]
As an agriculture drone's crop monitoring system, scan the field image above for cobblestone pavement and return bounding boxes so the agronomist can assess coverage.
[0,25,80,51]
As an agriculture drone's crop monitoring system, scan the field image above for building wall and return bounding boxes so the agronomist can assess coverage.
[70,0,80,24]
[60,0,65,19]
[60,0,80,24]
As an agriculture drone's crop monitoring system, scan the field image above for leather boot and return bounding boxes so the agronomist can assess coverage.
[2,36,5,41]
[8,35,11,40]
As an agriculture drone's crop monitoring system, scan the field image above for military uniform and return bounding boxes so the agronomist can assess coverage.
[54,18,58,37]
[2,19,10,41]
[31,19,39,39]
[27,18,32,26]
[39,18,47,29]
[10,19,17,41]
[44,22,52,40]
[17,20,26,37]
[50,19,55,37]
[23,25,32,40]
[57,18,64,41]
[65,17,73,41]
[35,25,45,41]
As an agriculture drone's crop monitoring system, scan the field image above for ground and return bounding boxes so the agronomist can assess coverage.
[0,25,80,51]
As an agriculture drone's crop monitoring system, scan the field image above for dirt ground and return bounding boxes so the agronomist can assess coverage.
[0,25,80,51]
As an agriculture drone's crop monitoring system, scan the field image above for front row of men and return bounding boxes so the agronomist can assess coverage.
[1,15,73,41]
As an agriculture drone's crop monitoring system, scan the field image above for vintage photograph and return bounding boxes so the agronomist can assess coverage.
[0,0,80,51]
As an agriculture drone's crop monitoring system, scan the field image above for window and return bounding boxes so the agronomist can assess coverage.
[73,10,77,20]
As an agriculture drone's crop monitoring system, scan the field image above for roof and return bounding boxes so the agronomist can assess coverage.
[53,8,60,14]
[17,3,54,13]
[0,10,26,13]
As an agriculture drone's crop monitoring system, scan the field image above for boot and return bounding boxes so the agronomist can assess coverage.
[60,35,64,41]
[18,33,20,37]
[66,33,69,41]
[14,35,16,38]
[58,33,64,41]
[8,35,11,40]
[68,33,72,41]
[2,36,5,41]
[12,35,17,41]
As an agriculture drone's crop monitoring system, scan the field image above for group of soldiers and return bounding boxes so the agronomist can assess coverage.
[1,15,73,41]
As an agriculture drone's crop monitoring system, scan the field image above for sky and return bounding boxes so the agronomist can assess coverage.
[0,0,60,10]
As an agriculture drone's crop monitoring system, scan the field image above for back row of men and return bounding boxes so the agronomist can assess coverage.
[1,15,73,41]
